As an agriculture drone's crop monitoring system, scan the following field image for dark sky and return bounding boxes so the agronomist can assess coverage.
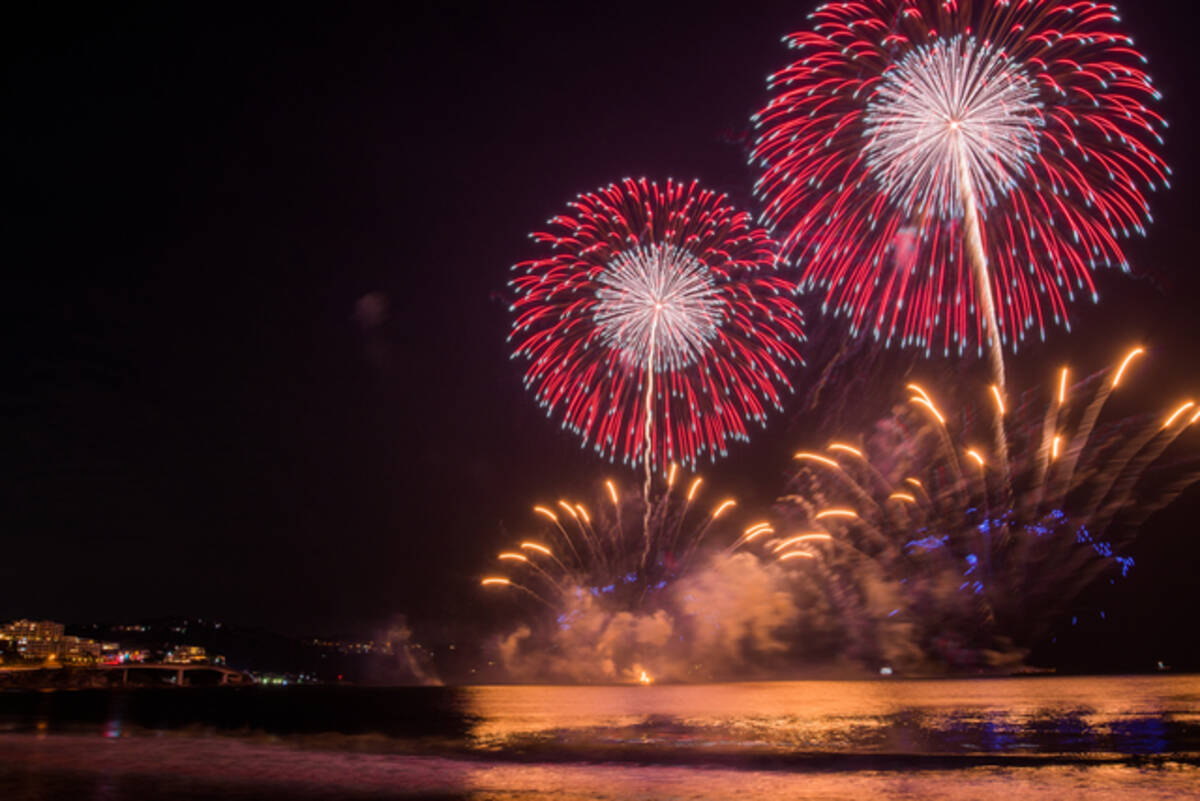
[4,2,1199,660]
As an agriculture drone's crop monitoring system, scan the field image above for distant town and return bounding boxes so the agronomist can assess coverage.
[0,617,447,687]
[2,619,224,667]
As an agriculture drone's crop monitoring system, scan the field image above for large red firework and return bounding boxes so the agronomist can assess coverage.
[752,0,1168,359]
[509,178,805,471]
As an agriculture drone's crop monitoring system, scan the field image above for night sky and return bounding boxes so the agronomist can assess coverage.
[5,2,1199,665]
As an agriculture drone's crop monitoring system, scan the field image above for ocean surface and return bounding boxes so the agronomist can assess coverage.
[1,675,1198,799]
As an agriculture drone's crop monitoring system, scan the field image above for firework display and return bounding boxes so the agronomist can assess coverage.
[487,1,1188,680]
[759,350,1199,669]
[751,0,1168,376]
[482,350,1196,676]
[481,466,737,609]
[480,470,811,682]
[509,178,805,471]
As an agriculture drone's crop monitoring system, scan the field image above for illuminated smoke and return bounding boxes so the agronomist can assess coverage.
[484,474,808,682]
[760,351,1198,671]
[494,553,803,683]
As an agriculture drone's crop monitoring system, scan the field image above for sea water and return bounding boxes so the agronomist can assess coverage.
[2,675,1198,799]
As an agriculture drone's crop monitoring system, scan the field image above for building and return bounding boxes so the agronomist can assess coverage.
[165,645,211,664]
[59,636,102,665]
[1,620,65,661]
[2,620,65,641]
[0,620,104,665]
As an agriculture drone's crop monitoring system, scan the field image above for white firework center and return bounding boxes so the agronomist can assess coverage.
[863,35,1044,220]
[594,243,725,373]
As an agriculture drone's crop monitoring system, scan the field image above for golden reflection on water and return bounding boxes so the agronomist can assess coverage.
[453,761,1200,801]
[462,676,1199,754]
[4,733,1199,801]
[3,676,1200,800]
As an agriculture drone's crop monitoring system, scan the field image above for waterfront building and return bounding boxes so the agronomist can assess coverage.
[165,645,212,664]
[0,620,104,665]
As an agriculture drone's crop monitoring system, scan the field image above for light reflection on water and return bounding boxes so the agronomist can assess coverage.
[461,676,1200,757]
[1,676,1199,799]
[2,736,1198,800]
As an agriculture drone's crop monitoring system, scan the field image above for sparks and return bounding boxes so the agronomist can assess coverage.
[1113,348,1146,389]
[753,1,1168,356]
[772,533,834,552]
[863,36,1042,225]
[510,178,804,471]
[910,396,947,426]
[794,451,841,468]
[990,385,1006,417]
[743,523,774,543]
[712,499,737,519]
[906,384,934,405]
[1163,402,1196,430]
[816,509,858,521]
[595,244,722,373]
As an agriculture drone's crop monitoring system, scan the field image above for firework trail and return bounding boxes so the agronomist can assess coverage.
[480,471,805,682]
[755,349,1198,670]
[752,1,1169,390]
[509,178,805,486]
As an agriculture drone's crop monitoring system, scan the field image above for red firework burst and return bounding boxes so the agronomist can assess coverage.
[509,178,805,471]
[752,0,1169,359]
